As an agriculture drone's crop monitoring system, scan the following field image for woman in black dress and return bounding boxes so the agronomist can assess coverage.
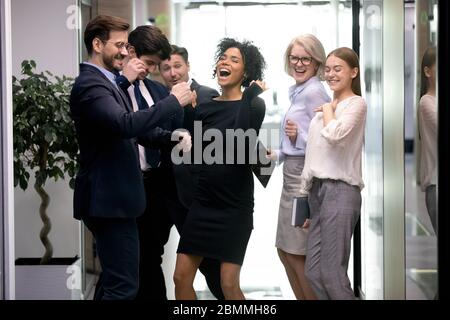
[173,38,267,300]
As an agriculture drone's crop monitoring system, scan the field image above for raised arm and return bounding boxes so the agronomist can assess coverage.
[234,80,267,131]
[71,81,181,139]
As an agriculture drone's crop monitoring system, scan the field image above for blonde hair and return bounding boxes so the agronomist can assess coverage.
[284,34,326,80]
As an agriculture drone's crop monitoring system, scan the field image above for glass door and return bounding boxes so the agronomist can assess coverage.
[359,0,407,299]
[1,0,13,300]
[0,3,5,300]
[78,0,100,300]
[359,0,384,300]
[404,0,438,300]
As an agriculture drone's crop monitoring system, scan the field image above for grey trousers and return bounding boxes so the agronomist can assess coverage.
[425,184,437,235]
[305,178,361,300]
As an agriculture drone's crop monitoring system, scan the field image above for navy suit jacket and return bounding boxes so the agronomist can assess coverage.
[70,63,182,220]
[115,75,183,168]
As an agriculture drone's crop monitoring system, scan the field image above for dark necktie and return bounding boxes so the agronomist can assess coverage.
[134,80,160,168]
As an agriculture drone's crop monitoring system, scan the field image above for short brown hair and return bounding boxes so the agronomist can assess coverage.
[128,25,171,60]
[170,45,189,64]
[84,15,130,55]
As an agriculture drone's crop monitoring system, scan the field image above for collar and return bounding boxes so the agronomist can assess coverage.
[288,76,320,102]
[83,62,117,86]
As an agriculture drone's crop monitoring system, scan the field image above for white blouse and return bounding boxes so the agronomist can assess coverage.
[418,94,437,191]
[299,95,367,195]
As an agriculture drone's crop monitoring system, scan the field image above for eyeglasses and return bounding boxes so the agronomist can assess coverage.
[288,55,313,66]
[101,40,130,50]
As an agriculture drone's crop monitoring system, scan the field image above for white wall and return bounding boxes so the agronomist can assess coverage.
[11,0,80,259]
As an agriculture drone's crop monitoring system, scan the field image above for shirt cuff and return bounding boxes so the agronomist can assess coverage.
[275,150,285,165]
[294,129,307,151]
[298,175,312,196]
[116,75,131,91]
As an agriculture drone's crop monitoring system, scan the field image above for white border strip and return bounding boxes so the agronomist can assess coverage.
[1,0,15,300]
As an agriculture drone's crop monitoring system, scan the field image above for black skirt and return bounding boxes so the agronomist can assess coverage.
[177,91,266,265]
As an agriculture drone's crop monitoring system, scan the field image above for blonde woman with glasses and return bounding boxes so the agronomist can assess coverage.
[268,34,330,300]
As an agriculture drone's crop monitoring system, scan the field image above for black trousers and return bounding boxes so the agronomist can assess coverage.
[82,216,139,300]
[136,167,224,300]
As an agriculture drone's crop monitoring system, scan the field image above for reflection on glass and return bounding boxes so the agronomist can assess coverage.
[418,47,437,235]
[405,0,438,300]
[360,0,384,300]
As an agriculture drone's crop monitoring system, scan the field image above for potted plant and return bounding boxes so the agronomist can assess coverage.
[13,60,80,299]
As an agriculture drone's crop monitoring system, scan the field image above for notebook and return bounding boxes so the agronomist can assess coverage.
[291,196,310,227]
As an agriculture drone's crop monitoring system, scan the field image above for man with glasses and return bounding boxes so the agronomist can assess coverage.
[70,15,193,300]
[115,26,193,300]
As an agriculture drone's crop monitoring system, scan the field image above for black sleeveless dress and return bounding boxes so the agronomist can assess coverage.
[177,84,266,265]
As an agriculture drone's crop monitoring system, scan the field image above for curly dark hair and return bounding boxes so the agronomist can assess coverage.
[212,38,266,88]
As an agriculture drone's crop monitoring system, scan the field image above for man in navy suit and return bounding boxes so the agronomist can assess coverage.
[69,15,193,300]
[159,45,225,300]
[115,26,195,300]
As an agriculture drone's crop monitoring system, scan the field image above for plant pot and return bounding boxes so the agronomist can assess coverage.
[15,256,81,300]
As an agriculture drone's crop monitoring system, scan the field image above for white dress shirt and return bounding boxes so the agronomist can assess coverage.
[127,80,155,171]
[299,95,367,195]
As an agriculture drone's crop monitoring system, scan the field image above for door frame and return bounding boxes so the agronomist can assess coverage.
[1,0,15,300]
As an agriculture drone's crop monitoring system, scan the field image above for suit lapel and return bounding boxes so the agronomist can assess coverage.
[143,79,163,104]
[110,70,133,112]
[82,64,133,112]
[115,84,133,112]
[143,78,180,130]
[190,79,200,91]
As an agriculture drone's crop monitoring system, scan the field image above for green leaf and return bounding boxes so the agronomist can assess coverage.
[13,58,79,242]
[69,178,75,190]
[19,176,28,190]
[44,130,53,143]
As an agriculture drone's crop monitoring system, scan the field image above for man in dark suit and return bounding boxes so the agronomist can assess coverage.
[159,45,225,300]
[115,26,197,300]
[69,15,193,300]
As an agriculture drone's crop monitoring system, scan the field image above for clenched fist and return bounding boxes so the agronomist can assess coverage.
[170,82,194,107]
[265,148,278,161]
[285,119,298,144]
[122,58,147,83]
